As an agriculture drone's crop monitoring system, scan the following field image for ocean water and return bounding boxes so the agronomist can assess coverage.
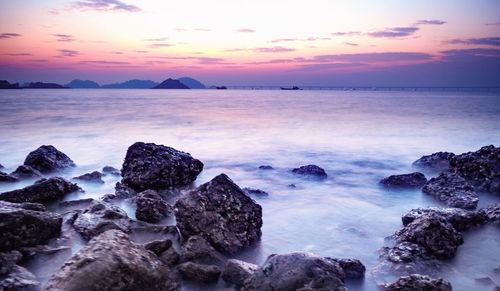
[0,89,499,290]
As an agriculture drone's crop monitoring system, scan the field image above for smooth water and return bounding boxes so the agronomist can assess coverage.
[0,89,499,290]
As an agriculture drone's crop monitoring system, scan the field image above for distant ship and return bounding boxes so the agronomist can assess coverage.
[281,86,301,90]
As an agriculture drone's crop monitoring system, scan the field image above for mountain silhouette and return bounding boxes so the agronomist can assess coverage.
[66,79,100,88]
[101,79,159,89]
[178,77,206,89]
[153,78,190,89]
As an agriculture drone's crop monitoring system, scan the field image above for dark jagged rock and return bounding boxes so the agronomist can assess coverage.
[0,163,4,169]
[243,187,269,197]
[402,207,488,231]
[0,250,22,275]
[292,164,328,178]
[0,177,81,204]
[243,252,346,291]
[44,230,180,291]
[10,165,43,179]
[102,166,120,176]
[450,145,500,194]
[153,78,190,89]
[222,259,258,287]
[102,182,137,202]
[0,170,18,183]
[73,171,104,183]
[483,203,500,224]
[121,142,203,191]
[413,152,455,173]
[159,247,181,267]
[258,165,273,170]
[72,200,131,240]
[0,201,62,251]
[180,235,225,264]
[383,274,452,291]
[178,262,221,282]
[328,258,366,279]
[422,172,479,210]
[380,172,427,189]
[136,190,173,223]
[143,239,172,256]
[23,145,75,173]
[0,264,40,291]
[59,198,94,210]
[175,174,263,254]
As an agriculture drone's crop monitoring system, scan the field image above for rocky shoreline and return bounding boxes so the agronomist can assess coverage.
[0,143,499,290]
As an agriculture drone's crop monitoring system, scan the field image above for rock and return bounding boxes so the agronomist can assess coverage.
[10,165,43,179]
[258,165,273,170]
[73,171,104,183]
[222,259,258,287]
[180,235,225,264]
[402,207,488,231]
[0,177,81,204]
[395,213,463,259]
[450,145,500,194]
[0,264,40,291]
[328,258,366,279]
[413,152,455,173]
[288,183,297,188]
[422,172,479,210]
[0,201,62,251]
[383,274,452,291]
[243,187,269,197]
[121,142,203,191]
[102,182,137,202]
[0,163,3,169]
[380,172,427,189]
[136,190,173,223]
[44,230,180,291]
[243,252,346,291]
[0,250,23,275]
[143,239,172,256]
[178,262,221,282]
[72,200,131,240]
[102,166,120,176]
[58,198,94,210]
[23,145,75,173]
[0,170,18,183]
[483,203,500,224]
[175,174,263,254]
[291,165,327,178]
[159,247,180,267]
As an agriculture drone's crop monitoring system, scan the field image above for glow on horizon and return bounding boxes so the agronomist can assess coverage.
[0,0,499,86]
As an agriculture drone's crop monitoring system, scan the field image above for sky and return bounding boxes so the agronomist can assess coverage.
[0,0,499,86]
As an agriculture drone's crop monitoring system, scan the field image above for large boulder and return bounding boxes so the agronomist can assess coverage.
[0,171,18,183]
[402,207,487,231]
[380,172,427,189]
[177,262,221,282]
[450,145,500,194]
[0,201,62,251]
[327,258,366,279]
[291,164,327,178]
[413,152,455,173]
[422,172,479,210]
[180,235,225,264]
[175,174,263,254]
[10,165,43,179]
[242,252,346,291]
[222,259,258,287]
[23,145,75,173]
[43,230,180,291]
[383,274,452,291]
[72,200,131,240]
[0,177,81,204]
[135,190,173,223]
[121,142,203,191]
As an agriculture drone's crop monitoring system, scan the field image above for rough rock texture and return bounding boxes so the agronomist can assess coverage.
[121,142,203,191]
[175,174,263,254]
[0,201,62,251]
[43,230,180,291]
[23,145,75,173]
[291,165,327,178]
[180,235,225,264]
[143,239,172,256]
[450,145,500,194]
[422,172,479,210]
[243,252,346,291]
[0,177,81,204]
[102,166,120,176]
[413,152,455,173]
[102,182,137,202]
[159,248,180,267]
[0,264,40,291]
[0,171,18,183]
[135,190,173,223]
[73,171,104,183]
[395,213,463,259]
[483,203,500,224]
[178,262,221,282]
[72,200,131,240]
[383,274,452,291]
[222,259,258,287]
[243,187,269,197]
[380,172,427,189]
[402,207,488,231]
[328,258,366,279]
[10,165,43,179]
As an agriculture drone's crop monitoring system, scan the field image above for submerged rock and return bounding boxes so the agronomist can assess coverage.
[292,164,327,178]
[44,230,180,291]
[73,171,104,183]
[175,174,263,254]
[102,166,120,176]
[222,259,258,287]
[383,274,452,291]
[243,187,269,197]
[0,264,40,291]
[258,165,273,170]
[10,165,43,179]
[380,172,427,189]
[72,200,131,240]
[0,170,18,183]
[413,152,455,173]
[23,145,75,173]
[0,201,62,251]
[402,207,487,231]
[178,262,221,282]
[102,182,137,202]
[135,190,173,223]
[0,177,81,204]
[328,258,366,279]
[121,142,203,191]
[422,172,479,210]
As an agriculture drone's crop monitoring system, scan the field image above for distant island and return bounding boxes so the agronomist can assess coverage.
[152,78,189,89]
[101,80,159,89]
[0,80,68,89]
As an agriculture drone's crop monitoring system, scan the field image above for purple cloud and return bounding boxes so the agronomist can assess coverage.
[447,37,500,47]
[344,42,359,46]
[330,31,361,36]
[79,60,131,65]
[0,33,21,39]
[254,46,295,53]
[236,28,255,33]
[58,49,79,57]
[368,27,419,38]
[135,50,148,53]
[415,20,446,25]
[148,43,173,48]
[53,34,75,42]
[72,0,141,12]
[441,48,500,58]
[28,59,49,63]
[2,53,32,56]
[312,52,432,63]
[270,37,330,43]
[290,62,366,72]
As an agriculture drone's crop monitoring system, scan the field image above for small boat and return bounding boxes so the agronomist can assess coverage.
[216,86,227,90]
[281,86,301,90]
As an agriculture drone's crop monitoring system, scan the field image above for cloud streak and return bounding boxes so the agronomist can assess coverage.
[57,49,79,57]
[254,46,295,53]
[53,34,75,42]
[415,20,446,25]
[236,28,255,33]
[368,26,419,38]
[447,37,500,47]
[72,0,141,12]
[0,33,21,39]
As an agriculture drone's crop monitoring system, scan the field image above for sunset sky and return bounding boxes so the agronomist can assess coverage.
[1,0,499,86]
